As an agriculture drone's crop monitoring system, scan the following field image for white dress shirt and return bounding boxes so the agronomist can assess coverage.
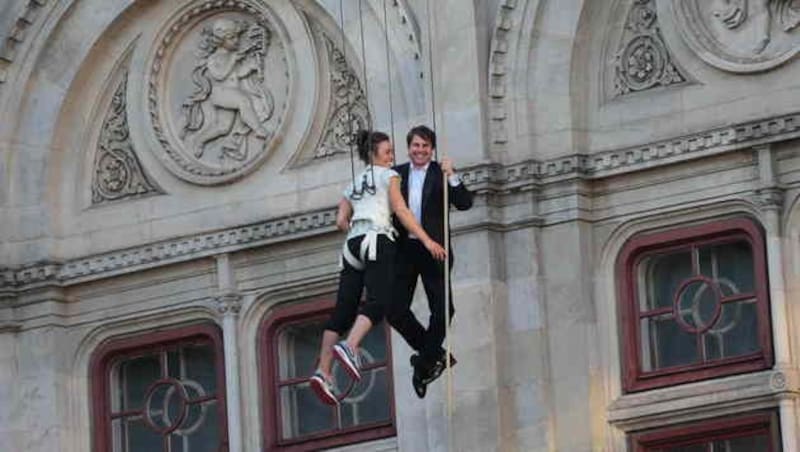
[407,162,462,238]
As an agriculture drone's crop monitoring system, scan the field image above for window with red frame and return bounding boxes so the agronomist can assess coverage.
[91,324,228,452]
[618,218,773,392]
[260,302,395,451]
[631,411,781,451]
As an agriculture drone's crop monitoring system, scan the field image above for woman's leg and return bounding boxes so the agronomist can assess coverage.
[319,237,365,375]
[345,236,396,350]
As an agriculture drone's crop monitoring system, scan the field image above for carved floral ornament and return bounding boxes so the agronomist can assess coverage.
[147,1,291,185]
[668,0,800,72]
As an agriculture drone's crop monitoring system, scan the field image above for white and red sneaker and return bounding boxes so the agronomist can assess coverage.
[333,341,362,381]
[309,370,338,405]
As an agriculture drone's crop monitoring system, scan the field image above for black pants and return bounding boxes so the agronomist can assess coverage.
[387,239,454,367]
[325,234,396,334]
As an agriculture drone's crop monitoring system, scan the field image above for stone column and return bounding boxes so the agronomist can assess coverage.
[214,254,243,452]
[754,145,798,451]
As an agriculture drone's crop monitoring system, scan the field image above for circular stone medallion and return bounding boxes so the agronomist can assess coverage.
[669,0,800,73]
[148,1,291,184]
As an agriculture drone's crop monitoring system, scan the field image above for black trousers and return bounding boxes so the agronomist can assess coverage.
[387,239,454,367]
[325,234,396,334]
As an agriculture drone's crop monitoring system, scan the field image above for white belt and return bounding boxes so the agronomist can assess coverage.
[341,230,394,270]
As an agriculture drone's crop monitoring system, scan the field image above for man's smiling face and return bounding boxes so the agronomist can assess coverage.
[408,135,434,168]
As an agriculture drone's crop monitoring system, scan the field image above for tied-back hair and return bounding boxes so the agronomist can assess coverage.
[406,125,436,149]
[355,130,390,164]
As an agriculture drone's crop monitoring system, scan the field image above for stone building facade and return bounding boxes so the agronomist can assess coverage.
[2,0,800,451]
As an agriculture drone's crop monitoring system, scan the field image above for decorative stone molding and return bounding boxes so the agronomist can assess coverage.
[215,291,243,315]
[0,0,49,86]
[613,0,688,97]
[313,34,371,159]
[4,110,800,291]
[147,0,291,185]
[608,369,800,432]
[489,0,519,145]
[0,207,338,290]
[669,0,800,73]
[754,187,785,211]
[91,73,162,205]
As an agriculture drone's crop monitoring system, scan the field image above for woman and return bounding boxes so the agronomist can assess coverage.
[309,130,447,405]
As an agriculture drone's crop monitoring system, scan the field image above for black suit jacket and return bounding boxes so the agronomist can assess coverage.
[392,161,474,246]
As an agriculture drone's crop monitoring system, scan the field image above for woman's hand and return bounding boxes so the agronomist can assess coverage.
[336,198,353,232]
[424,239,447,261]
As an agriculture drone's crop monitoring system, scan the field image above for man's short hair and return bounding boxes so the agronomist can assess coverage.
[406,125,436,149]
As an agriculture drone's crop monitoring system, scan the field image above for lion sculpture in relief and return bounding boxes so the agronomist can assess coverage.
[181,18,274,162]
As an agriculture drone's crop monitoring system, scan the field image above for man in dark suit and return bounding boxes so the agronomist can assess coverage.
[387,125,474,398]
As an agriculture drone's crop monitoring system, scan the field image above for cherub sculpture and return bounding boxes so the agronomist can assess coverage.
[181,18,275,161]
[714,0,800,53]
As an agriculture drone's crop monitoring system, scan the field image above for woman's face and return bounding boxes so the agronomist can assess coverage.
[372,140,394,167]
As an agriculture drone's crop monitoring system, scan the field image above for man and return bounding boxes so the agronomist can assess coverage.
[387,125,474,398]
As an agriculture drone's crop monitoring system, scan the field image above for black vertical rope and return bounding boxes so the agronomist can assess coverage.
[425,0,438,160]
[358,0,377,189]
[339,0,361,199]
[382,0,396,146]
[357,0,370,127]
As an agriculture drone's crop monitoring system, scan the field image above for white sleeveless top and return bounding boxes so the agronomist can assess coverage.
[343,166,399,240]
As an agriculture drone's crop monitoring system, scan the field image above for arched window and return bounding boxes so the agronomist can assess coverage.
[617,218,773,392]
[259,300,395,451]
[90,323,228,452]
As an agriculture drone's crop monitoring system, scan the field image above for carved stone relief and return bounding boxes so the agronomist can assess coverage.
[314,34,371,160]
[670,0,800,72]
[613,0,689,97]
[147,1,290,185]
[92,73,162,205]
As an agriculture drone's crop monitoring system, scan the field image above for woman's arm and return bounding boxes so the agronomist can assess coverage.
[336,197,352,232]
[388,177,447,261]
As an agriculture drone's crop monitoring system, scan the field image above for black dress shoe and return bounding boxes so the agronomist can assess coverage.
[410,354,428,398]
[421,353,457,385]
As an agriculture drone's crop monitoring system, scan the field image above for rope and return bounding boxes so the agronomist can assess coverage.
[357,0,370,127]
[338,0,359,199]
[425,0,438,161]
[425,0,454,449]
[382,0,396,146]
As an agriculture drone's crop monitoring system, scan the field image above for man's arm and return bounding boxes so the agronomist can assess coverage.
[440,157,473,211]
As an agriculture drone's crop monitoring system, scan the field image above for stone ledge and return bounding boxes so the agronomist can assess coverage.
[608,369,800,432]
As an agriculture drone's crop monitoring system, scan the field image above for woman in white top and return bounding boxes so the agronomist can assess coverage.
[310,130,446,405]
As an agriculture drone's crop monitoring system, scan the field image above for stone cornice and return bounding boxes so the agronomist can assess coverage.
[3,111,798,292]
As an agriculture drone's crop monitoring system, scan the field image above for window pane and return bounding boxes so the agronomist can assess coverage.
[117,355,161,412]
[677,280,718,331]
[114,417,162,452]
[173,400,221,452]
[641,316,698,371]
[639,251,693,311]
[360,326,388,363]
[183,344,217,395]
[280,382,336,438]
[340,367,392,428]
[699,241,754,295]
[712,434,770,451]
[660,445,706,452]
[278,321,325,380]
[704,300,760,360]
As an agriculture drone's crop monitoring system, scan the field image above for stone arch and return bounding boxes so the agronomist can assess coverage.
[0,0,427,268]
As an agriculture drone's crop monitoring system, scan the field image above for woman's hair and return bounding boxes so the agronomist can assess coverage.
[355,130,390,164]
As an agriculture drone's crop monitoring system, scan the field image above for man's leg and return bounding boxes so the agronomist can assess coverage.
[386,241,426,352]
[419,247,455,371]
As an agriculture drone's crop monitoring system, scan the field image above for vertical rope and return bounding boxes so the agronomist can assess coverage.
[426,0,454,450]
[425,0,438,161]
[357,0,370,127]
[339,0,358,197]
[382,0,396,145]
